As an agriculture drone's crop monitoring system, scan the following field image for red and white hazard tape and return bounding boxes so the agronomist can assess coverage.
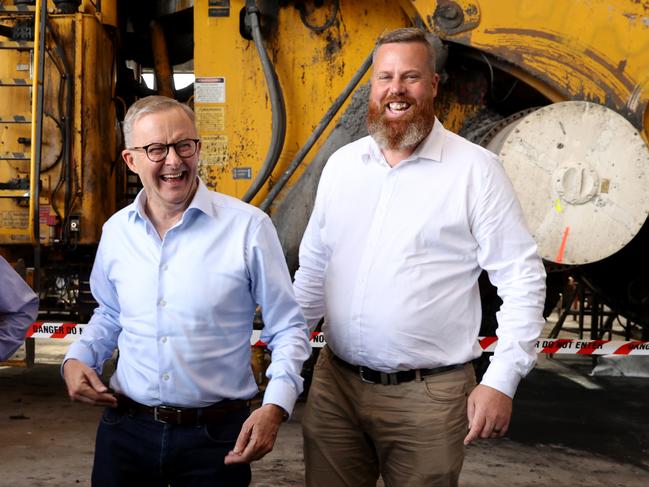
[479,336,649,355]
[26,322,85,339]
[26,323,649,356]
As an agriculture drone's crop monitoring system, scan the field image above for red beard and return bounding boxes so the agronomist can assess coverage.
[366,94,436,151]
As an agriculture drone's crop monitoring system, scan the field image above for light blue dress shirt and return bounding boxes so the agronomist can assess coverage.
[65,180,311,414]
[0,256,39,360]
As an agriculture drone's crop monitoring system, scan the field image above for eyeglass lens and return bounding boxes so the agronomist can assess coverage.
[147,139,197,162]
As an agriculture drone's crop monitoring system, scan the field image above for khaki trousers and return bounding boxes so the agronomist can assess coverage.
[303,347,476,487]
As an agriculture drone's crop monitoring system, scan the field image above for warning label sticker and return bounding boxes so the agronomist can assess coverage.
[196,105,226,133]
[1,210,28,229]
[195,77,226,103]
[200,135,228,165]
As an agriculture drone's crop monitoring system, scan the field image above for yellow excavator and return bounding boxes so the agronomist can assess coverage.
[1,0,648,351]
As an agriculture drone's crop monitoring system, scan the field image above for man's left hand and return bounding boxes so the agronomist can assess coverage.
[224,403,286,464]
[464,384,512,445]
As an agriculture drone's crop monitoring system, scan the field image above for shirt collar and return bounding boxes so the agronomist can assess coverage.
[127,178,214,224]
[364,117,444,166]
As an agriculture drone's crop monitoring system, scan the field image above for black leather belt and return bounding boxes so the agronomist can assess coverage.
[331,352,464,385]
[115,395,249,426]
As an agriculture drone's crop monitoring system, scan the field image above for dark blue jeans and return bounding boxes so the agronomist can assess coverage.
[92,406,251,487]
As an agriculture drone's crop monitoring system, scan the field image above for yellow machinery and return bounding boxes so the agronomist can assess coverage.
[0,0,117,321]
[1,0,649,336]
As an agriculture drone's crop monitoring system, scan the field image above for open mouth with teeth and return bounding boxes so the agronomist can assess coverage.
[387,101,411,112]
[383,99,414,118]
[160,170,187,183]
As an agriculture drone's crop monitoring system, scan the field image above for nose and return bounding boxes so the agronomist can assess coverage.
[389,77,405,95]
[164,144,183,165]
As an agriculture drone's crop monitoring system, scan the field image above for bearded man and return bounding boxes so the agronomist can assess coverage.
[293,27,546,487]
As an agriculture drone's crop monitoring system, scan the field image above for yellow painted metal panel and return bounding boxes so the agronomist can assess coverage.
[193,0,410,204]
[409,0,649,138]
[0,10,116,246]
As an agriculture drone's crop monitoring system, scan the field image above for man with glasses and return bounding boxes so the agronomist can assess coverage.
[62,96,310,487]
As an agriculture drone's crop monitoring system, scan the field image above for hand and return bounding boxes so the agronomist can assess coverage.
[464,384,512,445]
[224,403,286,464]
[62,359,117,407]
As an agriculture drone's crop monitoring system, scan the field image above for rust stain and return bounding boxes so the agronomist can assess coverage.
[479,27,643,128]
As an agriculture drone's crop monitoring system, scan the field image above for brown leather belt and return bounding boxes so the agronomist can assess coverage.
[115,394,249,426]
[331,352,464,385]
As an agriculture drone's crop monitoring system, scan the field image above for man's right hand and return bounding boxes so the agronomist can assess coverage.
[63,359,117,407]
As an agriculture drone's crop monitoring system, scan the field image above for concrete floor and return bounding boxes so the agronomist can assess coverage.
[2,330,649,486]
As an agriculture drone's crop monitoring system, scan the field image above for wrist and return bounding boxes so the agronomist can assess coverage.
[265,403,289,422]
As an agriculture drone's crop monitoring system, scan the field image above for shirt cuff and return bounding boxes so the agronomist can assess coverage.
[480,358,523,398]
[262,378,298,419]
[61,342,100,377]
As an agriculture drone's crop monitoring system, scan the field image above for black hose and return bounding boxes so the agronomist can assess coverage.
[47,21,74,242]
[259,51,372,212]
[242,0,287,203]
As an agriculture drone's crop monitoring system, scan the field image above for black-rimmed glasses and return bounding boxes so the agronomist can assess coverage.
[128,138,200,163]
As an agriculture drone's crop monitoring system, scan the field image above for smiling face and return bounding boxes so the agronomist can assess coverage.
[367,41,440,152]
[122,106,200,219]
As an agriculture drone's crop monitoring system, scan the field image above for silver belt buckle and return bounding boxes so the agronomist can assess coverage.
[153,405,183,424]
[358,367,375,384]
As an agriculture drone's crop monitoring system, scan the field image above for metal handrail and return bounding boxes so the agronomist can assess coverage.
[29,0,47,293]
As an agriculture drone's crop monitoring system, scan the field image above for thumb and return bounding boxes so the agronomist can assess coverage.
[85,369,108,393]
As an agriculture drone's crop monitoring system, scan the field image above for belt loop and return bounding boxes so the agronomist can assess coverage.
[380,372,389,385]
[415,369,422,381]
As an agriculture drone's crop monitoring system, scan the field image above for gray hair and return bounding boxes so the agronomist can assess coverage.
[372,27,438,75]
[123,96,195,148]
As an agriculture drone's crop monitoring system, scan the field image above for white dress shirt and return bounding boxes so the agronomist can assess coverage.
[65,180,311,413]
[294,119,546,397]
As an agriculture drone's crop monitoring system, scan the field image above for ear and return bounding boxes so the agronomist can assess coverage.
[430,72,440,98]
[122,149,139,174]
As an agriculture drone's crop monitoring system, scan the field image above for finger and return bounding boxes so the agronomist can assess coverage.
[231,422,253,457]
[70,382,116,406]
[224,436,257,464]
[466,397,475,430]
[492,421,510,438]
[85,371,109,394]
[224,451,247,465]
[73,394,116,407]
[479,420,496,439]
[463,414,485,445]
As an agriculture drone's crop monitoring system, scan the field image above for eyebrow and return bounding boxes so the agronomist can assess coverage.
[375,69,423,77]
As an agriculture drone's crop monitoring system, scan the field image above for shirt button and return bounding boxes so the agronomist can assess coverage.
[161,336,168,343]
[163,373,170,381]
[159,299,166,307]
[161,264,169,271]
